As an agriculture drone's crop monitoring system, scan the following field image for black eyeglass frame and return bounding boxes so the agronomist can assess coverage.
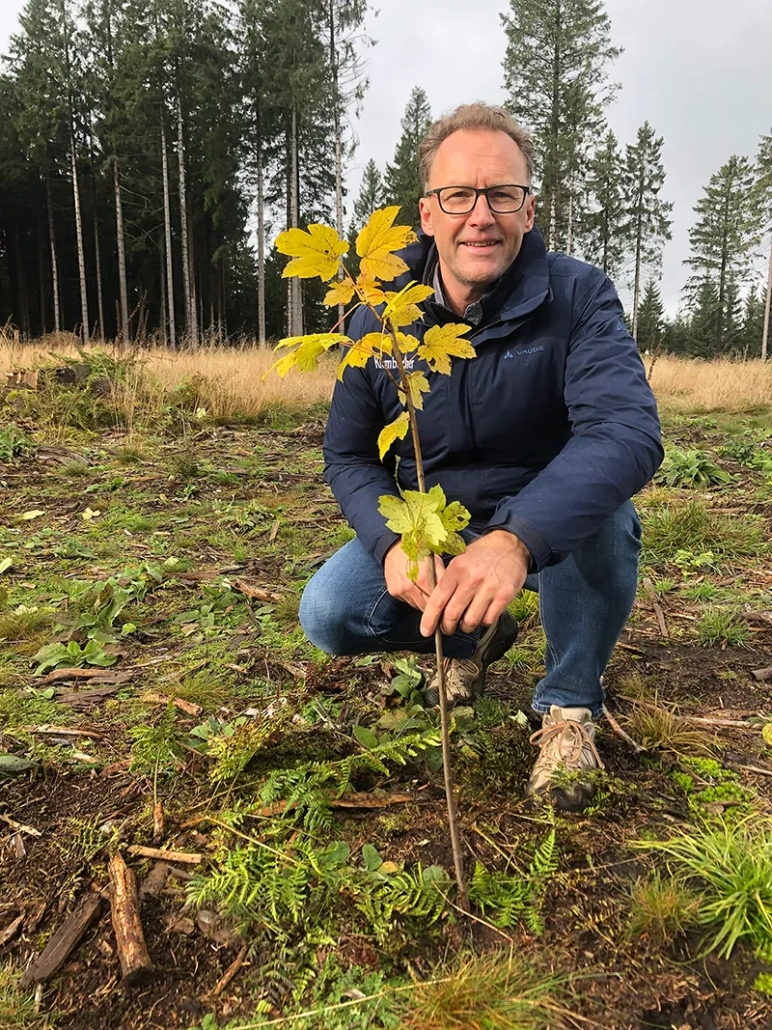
[425,184,532,215]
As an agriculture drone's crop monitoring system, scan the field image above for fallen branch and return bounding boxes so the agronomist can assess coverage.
[36,668,134,687]
[212,944,249,997]
[108,853,154,983]
[21,892,103,986]
[28,725,105,740]
[602,705,645,753]
[0,813,42,837]
[127,845,203,865]
[642,577,669,638]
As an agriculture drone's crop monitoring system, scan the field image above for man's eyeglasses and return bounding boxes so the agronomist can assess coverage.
[425,184,531,215]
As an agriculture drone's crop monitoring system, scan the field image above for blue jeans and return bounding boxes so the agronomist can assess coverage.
[300,502,642,718]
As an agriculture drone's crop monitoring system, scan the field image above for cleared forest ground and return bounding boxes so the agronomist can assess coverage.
[1,353,772,1030]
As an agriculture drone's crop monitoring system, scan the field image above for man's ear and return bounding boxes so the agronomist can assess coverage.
[418,196,434,237]
[524,193,536,233]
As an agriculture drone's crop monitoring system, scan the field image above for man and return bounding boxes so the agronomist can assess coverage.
[299,103,662,811]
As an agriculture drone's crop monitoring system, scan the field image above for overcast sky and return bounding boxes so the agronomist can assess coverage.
[2,0,771,313]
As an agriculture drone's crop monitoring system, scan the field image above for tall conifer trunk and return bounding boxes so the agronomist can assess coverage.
[70,135,90,344]
[114,160,130,345]
[45,171,61,332]
[161,111,176,348]
[176,89,196,344]
[761,240,771,361]
[288,105,302,336]
[257,141,266,345]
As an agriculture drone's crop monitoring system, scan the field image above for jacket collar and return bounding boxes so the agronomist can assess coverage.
[396,225,551,328]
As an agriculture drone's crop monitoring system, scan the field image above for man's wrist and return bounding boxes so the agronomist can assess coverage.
[482,528,533,567]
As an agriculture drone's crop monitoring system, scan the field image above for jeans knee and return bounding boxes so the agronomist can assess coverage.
[299,578,337,653]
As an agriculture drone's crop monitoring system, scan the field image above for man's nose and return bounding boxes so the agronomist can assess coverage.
[468,193,495,225]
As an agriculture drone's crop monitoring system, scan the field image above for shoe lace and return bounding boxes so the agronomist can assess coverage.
[529,718,605,770]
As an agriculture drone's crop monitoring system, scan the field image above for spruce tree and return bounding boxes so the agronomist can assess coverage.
[583,129,625,278]
[620,122,672,341]
[683,155,760,354]
[635,278,665,353]
[353,158,384,228]
[501,0,620,254]
[741,284,766,358]
[384,86,432,231]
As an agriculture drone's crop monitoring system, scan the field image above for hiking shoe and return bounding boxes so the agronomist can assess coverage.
[526,705,605,812]
[423,611,519,708]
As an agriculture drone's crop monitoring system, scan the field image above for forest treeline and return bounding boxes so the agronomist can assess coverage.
[0,0,770,357]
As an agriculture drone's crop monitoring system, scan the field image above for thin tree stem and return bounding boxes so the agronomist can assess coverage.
[388,326,470,913]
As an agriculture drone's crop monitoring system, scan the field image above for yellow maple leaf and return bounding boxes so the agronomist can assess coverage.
[382,282,435,328]
[356,207,417,282]
[417,323,476,375]
[276,224,349,281]
[378,486,468,577]
[396,332,420,354]
[323,278,356,307]
[266,333,351,378]
[377,411,410,460]
[336,332,392,381]
[398,371,431,411]
[355,273,389,307]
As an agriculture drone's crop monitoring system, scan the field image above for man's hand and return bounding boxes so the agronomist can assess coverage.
[419,530,530,638]
[384,542,445,612]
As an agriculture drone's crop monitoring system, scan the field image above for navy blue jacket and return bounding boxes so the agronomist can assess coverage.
[322,225,663,571]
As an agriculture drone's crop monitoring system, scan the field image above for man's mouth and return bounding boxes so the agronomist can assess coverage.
[460,240,500,248]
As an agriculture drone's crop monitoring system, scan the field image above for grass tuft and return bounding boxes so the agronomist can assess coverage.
[399,950,566,1030]
[636,818,772,959]
[629,870,701,944]
[697,608,749,647]
[624,699,714,754]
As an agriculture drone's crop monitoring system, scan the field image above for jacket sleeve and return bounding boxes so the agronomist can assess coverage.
[484,270,663,570]
[322,307,402,562]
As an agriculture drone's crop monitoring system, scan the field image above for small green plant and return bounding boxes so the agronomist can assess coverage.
[636,817,772,959]
[656,447,731,488]
[0,424,35,460]
[697,608,749,647]
[641,499,765,566]
[0,962,40,1029]
[468,829,558,935]
[32,638,117,675]
[129,703,182,775]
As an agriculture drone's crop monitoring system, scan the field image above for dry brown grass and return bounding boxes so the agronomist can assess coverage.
[648,355,772,412]
[0,334,337,419]
[2,335,771,418]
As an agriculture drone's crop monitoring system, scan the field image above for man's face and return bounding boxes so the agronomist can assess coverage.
[418,129,536,300]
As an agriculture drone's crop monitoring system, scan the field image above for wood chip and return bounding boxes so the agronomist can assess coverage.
[140,693,202,717]
[58,680,133,706]
[108,853,154,983]
[751,666,772,682]
[21,892,103,986]
[127,845,204,865]
[231,578,285,603]
[0,914,25,948]
[139,862,171,898]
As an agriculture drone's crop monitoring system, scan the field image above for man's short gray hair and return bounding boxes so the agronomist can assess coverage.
[419,102,534,189]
